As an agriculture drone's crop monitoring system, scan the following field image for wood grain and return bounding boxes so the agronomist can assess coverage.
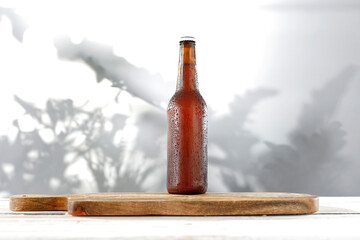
[10,192,318,216]
[10,193,159,211]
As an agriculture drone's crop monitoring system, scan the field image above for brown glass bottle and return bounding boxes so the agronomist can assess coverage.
[167,37,208,194]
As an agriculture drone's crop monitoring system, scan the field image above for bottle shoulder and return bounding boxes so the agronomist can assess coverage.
[169,90,206,104]
[167,90,207,111]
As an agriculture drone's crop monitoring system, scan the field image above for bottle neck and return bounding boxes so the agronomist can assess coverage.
[176,41,198,91]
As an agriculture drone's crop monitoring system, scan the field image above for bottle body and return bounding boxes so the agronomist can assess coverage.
[167,37,208,194]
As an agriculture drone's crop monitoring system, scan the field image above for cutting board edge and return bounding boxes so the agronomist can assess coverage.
[67,193,319,216]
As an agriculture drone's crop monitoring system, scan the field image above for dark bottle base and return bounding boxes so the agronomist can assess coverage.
[167,186,207,194]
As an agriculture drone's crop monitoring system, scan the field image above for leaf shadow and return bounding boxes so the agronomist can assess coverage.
[209,88,278,191]
[53,36,173,109]
[0,7,28,42]
[257,65,359,195]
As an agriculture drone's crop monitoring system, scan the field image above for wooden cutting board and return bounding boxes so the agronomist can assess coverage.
[10,192,318,216]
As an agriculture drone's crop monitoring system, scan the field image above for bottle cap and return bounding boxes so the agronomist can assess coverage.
[180,36,196,43]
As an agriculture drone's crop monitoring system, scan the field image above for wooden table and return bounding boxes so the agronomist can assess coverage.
[1,197,359,239]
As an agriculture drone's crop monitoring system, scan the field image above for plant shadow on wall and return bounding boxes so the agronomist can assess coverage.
[53,36,170,193]
[257,66,359,196]
[209,66,360,195]
[0,95,168,195]
[53,36,174,108]
[0,7,28,42]
[208,88,278,192]
[0,9,167,194]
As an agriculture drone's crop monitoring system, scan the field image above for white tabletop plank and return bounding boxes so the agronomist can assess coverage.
[0,197,359,239]
[317,197,360,214]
